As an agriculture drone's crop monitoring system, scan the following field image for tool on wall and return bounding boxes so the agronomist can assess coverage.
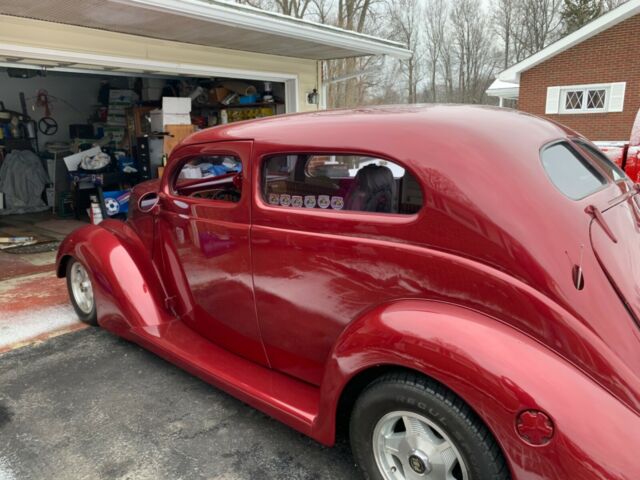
[34,89,58,136]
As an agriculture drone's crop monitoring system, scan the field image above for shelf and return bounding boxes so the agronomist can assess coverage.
[193,102,283,110]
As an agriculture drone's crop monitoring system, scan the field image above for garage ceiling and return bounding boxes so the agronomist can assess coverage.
[0,0,411,60]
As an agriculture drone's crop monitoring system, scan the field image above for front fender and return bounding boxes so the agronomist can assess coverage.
[56,220,173,337]
[315,300,640,480]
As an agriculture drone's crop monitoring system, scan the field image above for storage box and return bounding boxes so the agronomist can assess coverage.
[150,109,191,131]
[103,190,130,216]
[162,97,191,114]
[108,89,137,126]
[239,95,259,104]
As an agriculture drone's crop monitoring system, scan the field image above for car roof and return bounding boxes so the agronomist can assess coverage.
[181,104,574,156]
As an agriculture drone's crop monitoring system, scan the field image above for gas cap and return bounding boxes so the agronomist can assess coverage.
[516,410,554,446]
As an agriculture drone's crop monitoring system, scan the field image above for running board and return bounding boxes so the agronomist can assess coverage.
[130,320,320,437]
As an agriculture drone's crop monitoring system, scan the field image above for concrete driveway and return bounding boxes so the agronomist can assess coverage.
[0,328,359,480]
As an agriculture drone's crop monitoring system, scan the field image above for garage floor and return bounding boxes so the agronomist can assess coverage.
[0,212,87,353]
[0,328,358,480]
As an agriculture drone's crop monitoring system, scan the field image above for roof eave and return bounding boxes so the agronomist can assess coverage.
[109,0,412,59]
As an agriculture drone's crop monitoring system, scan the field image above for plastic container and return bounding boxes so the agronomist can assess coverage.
[239,95,259,104]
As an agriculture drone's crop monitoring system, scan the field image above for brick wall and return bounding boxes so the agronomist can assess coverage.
[519,14,640,141]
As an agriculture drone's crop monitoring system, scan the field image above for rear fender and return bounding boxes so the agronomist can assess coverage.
[314,300,640,480]
[56,220,173,337]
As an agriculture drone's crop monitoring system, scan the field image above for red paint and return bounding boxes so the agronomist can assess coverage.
[57,105,640,479]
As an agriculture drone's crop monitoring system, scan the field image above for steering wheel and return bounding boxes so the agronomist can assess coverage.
[38,116,58,135]
[211,189,241,202]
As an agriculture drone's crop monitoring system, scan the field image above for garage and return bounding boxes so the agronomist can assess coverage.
[0,0,408,350]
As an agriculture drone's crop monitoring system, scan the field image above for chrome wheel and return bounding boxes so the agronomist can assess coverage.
[70,261,94,315]
[373,411,469,480]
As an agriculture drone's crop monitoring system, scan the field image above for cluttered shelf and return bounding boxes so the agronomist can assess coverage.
[194,102,284,110]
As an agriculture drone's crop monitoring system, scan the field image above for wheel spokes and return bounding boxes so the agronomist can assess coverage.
[383,431,406,455]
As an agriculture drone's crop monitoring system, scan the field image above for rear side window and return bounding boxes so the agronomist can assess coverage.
[541,143,606,200]
[574,139,628,182]
[262,154,423,214]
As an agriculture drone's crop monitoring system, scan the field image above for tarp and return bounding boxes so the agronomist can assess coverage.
[0,150,50,215]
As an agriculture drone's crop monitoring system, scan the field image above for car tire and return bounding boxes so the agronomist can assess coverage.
[66,258,97,326]
[350,372,510,480]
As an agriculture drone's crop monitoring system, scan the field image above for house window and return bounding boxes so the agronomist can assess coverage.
[561,87,607,113]
[545,82,626,115]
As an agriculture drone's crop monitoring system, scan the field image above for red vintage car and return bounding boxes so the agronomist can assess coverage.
[57,105,640,480]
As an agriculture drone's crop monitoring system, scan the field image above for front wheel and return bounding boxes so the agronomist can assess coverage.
[66,258,97,325]
[350,372,510,480]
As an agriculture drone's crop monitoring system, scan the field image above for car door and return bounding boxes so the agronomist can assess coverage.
[251,150,426,385]
[156,140,268,366]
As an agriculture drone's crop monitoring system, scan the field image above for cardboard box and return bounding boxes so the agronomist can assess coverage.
[209,87,231,103]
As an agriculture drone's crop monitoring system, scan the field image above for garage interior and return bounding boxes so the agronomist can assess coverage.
[0,63,287,352]
[0,64,286,220]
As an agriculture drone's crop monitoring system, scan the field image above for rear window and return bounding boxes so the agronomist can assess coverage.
[574,139,628,182]
[541,142,606,200]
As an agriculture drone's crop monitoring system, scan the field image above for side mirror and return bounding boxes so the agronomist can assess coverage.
[138,192,160,213]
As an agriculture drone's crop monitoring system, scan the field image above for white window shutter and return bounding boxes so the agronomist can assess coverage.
[609,82,626,112]
[545,87,561,114]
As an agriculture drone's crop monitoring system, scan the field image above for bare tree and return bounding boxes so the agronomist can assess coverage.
[423,0,448,102]
[386,0,423,103]
[273,0,313,17]
[450,0,497,103]
[235,0,313,18]
[326,0,381,107]
[493,0,517,68]
[513,0,563,55]
[602,0,628,10]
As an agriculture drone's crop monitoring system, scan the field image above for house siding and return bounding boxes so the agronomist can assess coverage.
[519,14,640,141]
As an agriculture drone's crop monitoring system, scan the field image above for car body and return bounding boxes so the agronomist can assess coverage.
[57,105,640,479]
[595,107,640,181]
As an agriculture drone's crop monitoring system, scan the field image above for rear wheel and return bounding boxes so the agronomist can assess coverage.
[66,258,97,325]
[350,372,510,480]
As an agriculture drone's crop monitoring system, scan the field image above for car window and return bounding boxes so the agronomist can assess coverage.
[574,139,628,182]
[541,142,606,200]
[173,156,242,202]
[262,154,423,214]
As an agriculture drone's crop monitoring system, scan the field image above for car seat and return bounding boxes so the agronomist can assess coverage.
[345,164,396,213]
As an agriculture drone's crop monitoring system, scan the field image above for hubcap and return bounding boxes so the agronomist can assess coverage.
[70,262,94,315]
[373,411,469,480]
